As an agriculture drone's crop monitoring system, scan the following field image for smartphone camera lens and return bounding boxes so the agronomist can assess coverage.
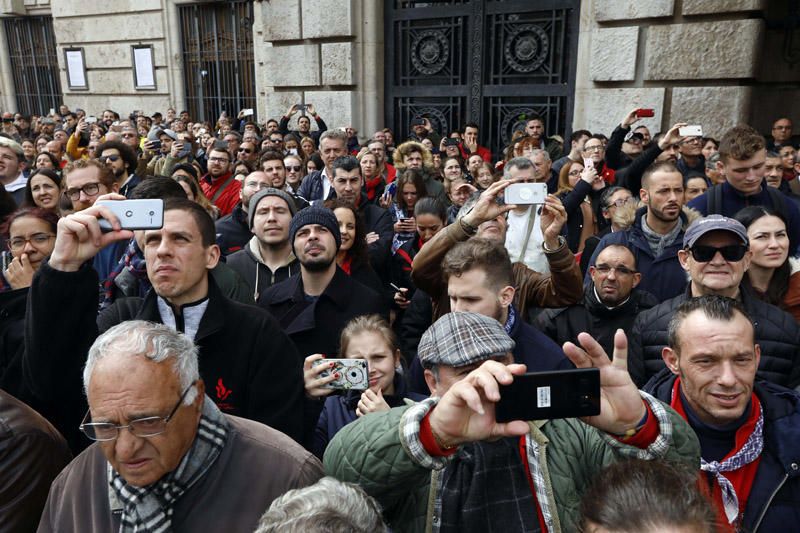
[149,211,155,216]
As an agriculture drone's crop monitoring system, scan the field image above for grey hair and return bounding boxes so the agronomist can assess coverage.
[255,477,388,533]
[529,148,551,162]
[83,321,200,404]
[503,156,534,180]
[319,129,348,145]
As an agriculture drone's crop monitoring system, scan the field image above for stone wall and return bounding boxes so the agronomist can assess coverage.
[257,0,383,139]
[574,0,771,139]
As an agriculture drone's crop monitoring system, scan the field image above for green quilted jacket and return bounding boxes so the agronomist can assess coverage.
[324,398,700,533]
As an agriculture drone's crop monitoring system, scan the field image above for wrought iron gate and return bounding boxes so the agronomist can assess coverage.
[3,16,62,116]
[385,0,579,157]
[179,1,256,122]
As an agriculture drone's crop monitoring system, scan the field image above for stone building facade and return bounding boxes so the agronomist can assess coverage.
[0,0,796,142]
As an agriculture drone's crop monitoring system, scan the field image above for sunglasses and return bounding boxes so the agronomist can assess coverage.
[688,244,747,263]
[285,165,302,171]
[238,148,254,154]
[99,155,121,163]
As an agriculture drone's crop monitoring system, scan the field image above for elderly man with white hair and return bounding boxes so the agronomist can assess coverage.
[37,321,322,533]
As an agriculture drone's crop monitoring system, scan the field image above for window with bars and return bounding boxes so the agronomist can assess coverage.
[4,16,62,116]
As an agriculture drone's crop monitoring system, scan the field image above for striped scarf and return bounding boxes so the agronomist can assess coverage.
[109,396,229,532]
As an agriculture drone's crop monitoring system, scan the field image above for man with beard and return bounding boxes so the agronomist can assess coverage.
[258,207,387,361]
[0,137,28,206]
[587,161,688,302]
[215,170,273,256]
[96,140,140,197]
[259,150,308,210]
[200,145,239,217]
[537,244,658,357]
[101,109,119,129]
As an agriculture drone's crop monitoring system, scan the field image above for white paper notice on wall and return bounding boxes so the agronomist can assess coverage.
[134,47,155,88]
[537,386,551,408]
[66,50,85,88]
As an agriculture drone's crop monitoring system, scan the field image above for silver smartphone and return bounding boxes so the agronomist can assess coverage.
[312,358,369,390]
[505,182,548,205]
[96,199,164,232]
[678,125,703,137]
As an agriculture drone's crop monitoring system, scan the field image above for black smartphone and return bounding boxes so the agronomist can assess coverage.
[78,129,90,148]
[495,368,601,422]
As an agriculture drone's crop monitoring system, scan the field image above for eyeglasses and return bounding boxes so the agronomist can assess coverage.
[681,137,702,145]
[66,182,101,200]
[606,197,635,209]
[208,156,230,163]
[238,148,254,154]
[594,264,637,276]
[7,232,55,251]
[79,381,197,442]
[285,165,302,171]
[568,169,583,177]
[121,133,137,139]
[688,244,747,263]
[99,155,121,164]
[584,145,603,152]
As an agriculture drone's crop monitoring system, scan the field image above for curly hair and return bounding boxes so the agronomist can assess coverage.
[393,140,433,173]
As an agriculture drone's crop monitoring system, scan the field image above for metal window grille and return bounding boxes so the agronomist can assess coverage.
[4,16,62,116]
[179,0,256,123]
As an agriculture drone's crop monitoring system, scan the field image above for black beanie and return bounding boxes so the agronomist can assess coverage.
[289,206,341,252]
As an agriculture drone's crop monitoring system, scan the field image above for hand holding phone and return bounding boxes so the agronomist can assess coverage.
[678,125,703,137]
[635,108,654,118]
[504,183,548,205]
[312,358,369,390]
[495,369,601,422]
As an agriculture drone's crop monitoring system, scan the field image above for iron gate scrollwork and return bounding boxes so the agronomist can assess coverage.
[385,0,579,158]
[179,1,256,123]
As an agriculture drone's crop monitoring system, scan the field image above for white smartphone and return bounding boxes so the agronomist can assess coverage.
[678,125,703,137]
[96,199,164,232]
[583,158,594,168]
[85,116,97,124]
[242,108,254,116]
[505,183,548,205]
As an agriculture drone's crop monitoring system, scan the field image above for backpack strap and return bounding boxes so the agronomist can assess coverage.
[211,174,237,203]
[707,183,723,215]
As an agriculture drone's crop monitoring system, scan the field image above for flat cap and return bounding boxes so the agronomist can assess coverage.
[418,312,515,368]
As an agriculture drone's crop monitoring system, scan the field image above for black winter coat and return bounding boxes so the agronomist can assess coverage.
[215,202,251,256]
[536,284,659,358]
[19,262,305,453]
[226,243,300,302]
[629,286,800,388]
[645,371,800,532]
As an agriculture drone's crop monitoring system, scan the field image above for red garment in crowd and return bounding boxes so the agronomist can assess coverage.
[200,171,241,217]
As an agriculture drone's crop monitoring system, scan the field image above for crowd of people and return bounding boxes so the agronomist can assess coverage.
[0,101,799,532]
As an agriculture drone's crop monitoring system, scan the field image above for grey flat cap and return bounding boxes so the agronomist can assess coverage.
[418,312,515,368]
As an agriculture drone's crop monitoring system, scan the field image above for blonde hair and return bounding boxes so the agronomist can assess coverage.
[339,315,398,357]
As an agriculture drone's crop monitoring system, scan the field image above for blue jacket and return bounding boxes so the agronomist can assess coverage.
[313,374,427,458]
[408,307,573,395]
[585,207,688,302]
[645,371,800,532]
[687,181,800,255]
[297,170,333,203]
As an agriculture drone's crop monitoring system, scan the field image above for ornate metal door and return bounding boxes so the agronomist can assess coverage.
[179,1,256,122]
[385,0,579,158]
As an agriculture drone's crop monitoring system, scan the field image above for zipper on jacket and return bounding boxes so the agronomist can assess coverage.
[752,471,790,531]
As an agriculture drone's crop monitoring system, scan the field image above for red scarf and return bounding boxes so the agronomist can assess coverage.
[339,254,352,275]
[671,378,761,527]
[365,175,383,201]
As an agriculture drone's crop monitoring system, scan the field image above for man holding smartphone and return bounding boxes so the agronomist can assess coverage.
[325,311,698,532]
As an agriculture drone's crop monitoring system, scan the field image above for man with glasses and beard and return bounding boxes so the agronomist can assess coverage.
[200,145,239,217]
[627,214,800,389]
[96,140,140,198]
[587,161,689,302]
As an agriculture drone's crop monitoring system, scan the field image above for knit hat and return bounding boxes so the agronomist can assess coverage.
[288,206,341,252]
[418,312,515,368]
[248,188,298,228]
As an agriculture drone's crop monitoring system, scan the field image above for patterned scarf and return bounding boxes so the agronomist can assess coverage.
[100,239,149,310]
[640,216,682,258]
[672,379,764,524]
[109,397,229,532]
[503,304,517,336]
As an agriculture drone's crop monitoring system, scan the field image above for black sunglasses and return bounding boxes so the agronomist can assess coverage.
[688,244,747,263]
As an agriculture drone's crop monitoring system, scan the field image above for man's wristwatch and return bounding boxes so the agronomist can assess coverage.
[542,235,566,252]
[459,216,478,236]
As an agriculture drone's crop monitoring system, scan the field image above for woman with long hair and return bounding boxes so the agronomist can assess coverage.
[390,169,427,253]
[283,153,306,194]
[735,206,800,321]
[304,314,427,458]
[556,160,604,253]
[24,169,62,214]
[324,199,383,295]
[358,149,384,202]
